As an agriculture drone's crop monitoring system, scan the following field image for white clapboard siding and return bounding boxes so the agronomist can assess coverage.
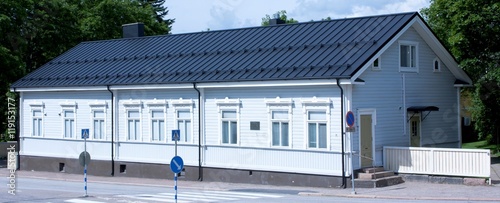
[384,146,490,178]
[21,137,110,160]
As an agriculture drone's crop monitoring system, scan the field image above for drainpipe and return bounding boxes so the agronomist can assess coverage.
[107,86,115,176]
[193,83,203,181]
[336,79,346,188]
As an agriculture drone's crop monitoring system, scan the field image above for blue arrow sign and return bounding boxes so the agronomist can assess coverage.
[346,111,355,127]
[81,129,89,139]
[170,156,184,173]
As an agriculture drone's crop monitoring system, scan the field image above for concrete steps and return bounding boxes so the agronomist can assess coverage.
[354,167,404,188]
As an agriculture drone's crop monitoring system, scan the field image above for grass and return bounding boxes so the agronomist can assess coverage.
[463,140,500,157]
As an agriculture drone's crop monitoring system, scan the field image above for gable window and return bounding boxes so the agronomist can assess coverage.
[399,41,419,72]
[60,101,77,138]
[89,101,107,140]
[30,102,44,137]
[171,98,194,143]
[127,110,141,141]
[433,58,441,72]
[93,110,105,139]
[221,110,237,144]
[307,111,327,148]
[271,111,289,147]
[372,57,381,70]
[216,97,240,145]
[151,110,165,141]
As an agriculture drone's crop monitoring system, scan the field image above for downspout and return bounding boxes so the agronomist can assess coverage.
[107,86,115,176]
[336,79,346,188]
[193,83,203,181]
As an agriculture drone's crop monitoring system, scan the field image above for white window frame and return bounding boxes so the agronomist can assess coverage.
[433,57,441,72]
[123,100,142,142]
[171,98,194,144]
[216,97,240,145]
[371,57,381,71]
[60,101,77,139]
[89,101,107,140]
[399,41,419,73]
[266,97,293,148]
[302,97,331,150]
[29,101,44,137]
[146,99,167,142]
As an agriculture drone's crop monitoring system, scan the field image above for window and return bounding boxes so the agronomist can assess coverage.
[89,101,107,140]
[151,110,165,141]
[93,110,105,139]
[433,58,441,72]
[32,110,43,136]
[307,111,327,148]
[63,110,75,138]
[372,57,381,70]
[271,111,289,147]
[399,41,418,72]
[176,110,191,142]
[221,110,237,144]
[127,110,140,141]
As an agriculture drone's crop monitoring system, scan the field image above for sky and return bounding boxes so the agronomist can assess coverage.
[165,0,431,34]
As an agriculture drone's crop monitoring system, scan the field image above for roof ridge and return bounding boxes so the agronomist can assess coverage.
[80,12,418,45]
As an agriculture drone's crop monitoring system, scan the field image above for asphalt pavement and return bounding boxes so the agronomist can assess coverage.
[1,161,499,202]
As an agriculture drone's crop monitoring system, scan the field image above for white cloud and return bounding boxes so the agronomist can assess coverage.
[165,0,430,34]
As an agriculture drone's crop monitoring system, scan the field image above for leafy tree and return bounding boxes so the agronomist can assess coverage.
[261,10,298,26]
[421,0,500,147]
[0,0,174,141]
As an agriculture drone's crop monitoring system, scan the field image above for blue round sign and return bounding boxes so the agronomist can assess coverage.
[346,111,355,127]
[170,156,184,173]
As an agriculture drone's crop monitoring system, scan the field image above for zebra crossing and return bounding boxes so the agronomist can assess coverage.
[64,190,283,203]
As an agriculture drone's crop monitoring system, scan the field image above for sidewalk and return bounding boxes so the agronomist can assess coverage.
[1,168,499,201]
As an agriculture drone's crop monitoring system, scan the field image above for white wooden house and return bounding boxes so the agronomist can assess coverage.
[11,12,472,187]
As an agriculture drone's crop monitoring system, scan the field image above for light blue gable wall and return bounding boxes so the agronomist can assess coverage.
[352,27,459,166]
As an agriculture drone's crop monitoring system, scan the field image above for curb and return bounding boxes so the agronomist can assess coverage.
[299,192,500,201]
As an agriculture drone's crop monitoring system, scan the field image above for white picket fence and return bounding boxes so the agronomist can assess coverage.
[383,146,491,178]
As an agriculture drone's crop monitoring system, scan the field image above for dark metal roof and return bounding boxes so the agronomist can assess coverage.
[11,12,418,88]
[407,106,439,112]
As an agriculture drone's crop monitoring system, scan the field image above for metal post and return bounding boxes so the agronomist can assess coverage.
[174,132,178,203]
[84,136,88,197]
[350,132,356,194]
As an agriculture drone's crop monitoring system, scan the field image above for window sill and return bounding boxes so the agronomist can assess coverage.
[399,67,419,73]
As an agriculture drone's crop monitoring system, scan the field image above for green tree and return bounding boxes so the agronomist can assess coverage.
[0,0,174,141]
[261,10,298,26]
[421,0,500,147]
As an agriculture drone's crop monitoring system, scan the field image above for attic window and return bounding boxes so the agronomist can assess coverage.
[372,57,381,70]
[399,41,419,73]
[433,58,441,72]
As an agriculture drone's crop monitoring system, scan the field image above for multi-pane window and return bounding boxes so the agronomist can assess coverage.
[271,110,289,147]
[400,42,418,72]
[127,110,140,141]
[307,111,327,148]
[63,110,75,138]
[32,110,42,136]
[177,110,191,142]
[221,110,237,144]
[93,110,105,139]
[151,110,165,141]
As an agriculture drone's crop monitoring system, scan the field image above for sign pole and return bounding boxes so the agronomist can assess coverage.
[84,132,88,197]
[175,137,177,203]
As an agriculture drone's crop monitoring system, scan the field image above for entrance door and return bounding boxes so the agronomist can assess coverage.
[410,116,421,147]
[360,115,373,167]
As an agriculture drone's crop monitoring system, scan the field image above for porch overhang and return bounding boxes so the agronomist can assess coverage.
[407,106,439,122]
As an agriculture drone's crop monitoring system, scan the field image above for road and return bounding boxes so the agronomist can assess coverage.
[0,177,497,203]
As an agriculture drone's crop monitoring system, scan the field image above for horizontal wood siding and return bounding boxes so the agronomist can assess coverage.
[352,27,460,166]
